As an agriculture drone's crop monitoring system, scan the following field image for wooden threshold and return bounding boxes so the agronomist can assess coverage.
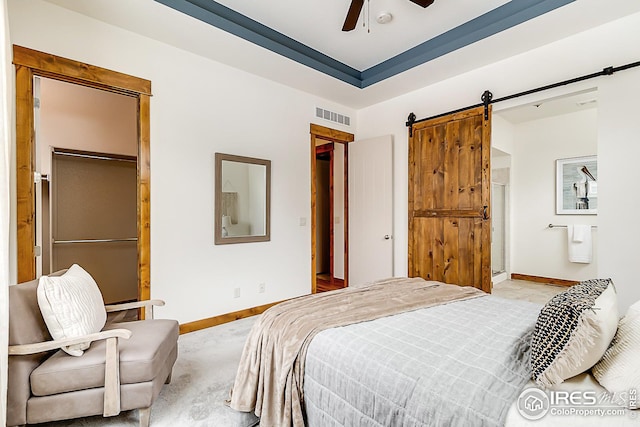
[179,300,286,334]
[510,273,578,287]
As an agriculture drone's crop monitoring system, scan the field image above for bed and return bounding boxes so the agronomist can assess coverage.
[228,277,638,427]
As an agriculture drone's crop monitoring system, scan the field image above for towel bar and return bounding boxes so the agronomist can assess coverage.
[548,224,597,229]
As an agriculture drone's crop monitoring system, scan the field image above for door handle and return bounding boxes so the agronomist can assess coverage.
[483,206,489,220]
[384,235,391,240]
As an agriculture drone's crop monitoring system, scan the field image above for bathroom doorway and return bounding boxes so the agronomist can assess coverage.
[490,147,510,284]
[491,182,506,277]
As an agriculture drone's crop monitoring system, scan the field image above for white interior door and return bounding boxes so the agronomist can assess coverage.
[349,135,393,286]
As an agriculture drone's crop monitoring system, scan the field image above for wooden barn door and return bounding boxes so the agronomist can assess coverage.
[408,106,492,292]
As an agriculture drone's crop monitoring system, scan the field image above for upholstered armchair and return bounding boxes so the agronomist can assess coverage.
[7,268,179,427]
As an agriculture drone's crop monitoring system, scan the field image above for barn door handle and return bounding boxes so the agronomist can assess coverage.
[482,206,489,220]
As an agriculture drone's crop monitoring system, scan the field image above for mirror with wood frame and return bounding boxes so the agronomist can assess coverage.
[214,153,271,244]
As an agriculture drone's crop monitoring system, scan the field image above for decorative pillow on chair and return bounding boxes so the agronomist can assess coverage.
[592,299,640,408]
[530,279,619,388]
[37,264,107,356]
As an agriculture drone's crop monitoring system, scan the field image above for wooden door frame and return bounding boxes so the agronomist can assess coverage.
[13,45,152,303]
[310,124,354,293]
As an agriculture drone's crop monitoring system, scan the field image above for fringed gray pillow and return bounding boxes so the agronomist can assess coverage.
[530,278,618,388]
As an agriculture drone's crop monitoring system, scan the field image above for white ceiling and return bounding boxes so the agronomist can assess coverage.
[213,0,510,70]
[496,89,598,124]
[44,0,640,109]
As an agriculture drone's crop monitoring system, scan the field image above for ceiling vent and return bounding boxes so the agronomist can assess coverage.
[316,107,351,126]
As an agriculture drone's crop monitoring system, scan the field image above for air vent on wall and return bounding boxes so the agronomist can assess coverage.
[316,107,351,126]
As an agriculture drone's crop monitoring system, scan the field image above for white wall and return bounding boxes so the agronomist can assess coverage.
[510,109,598,281]
[598,68,640,314]
[7,0,356,324]
[38,78,138,174]
[357,11,640,313]
[492,115,516,156]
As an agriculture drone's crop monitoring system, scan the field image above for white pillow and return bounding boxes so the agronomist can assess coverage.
[530,279,619,387]
[37,264,107,356]
[592,299,640,408]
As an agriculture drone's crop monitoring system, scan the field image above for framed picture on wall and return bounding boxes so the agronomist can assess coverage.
[556,155,597,215]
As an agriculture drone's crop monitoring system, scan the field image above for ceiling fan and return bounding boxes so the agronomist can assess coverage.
[342,0,435,31]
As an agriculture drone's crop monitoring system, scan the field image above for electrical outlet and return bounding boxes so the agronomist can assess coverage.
[234,287,241,298]
[258,283,266,293]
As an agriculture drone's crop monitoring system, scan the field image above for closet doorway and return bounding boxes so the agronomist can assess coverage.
[14,46,152,306]
[315,143,334,289]
[310,124,353,293]
[35,76,139,304]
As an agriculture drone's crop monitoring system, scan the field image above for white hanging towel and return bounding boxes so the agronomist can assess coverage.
[567,224,592,263]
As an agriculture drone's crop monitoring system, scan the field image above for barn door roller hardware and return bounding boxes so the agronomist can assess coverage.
[481,90,492,121]
[405,113,417,137]
[406,59,640,133]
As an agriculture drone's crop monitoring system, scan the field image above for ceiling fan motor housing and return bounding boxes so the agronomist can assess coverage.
[342,0,435,31]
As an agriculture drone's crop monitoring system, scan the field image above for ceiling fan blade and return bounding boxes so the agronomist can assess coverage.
[342,0,364,32]
[409,0,435,7]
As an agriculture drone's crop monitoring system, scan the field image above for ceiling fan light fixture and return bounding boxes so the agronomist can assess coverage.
[376,12,393,25]
[343,0,433,31]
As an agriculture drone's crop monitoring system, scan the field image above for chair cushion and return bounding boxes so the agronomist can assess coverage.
[26,350,177,424]
[30,319,179,396]
[37,264,107,356]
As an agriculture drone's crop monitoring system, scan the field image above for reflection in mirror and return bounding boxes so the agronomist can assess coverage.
[214,153,271,244]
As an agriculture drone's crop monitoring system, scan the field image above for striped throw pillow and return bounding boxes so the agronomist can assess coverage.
[530,279,618,387]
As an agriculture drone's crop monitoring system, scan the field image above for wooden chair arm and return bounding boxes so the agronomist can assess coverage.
[9,328,132,417]
[105,299,165,320]
[8,329,132,355]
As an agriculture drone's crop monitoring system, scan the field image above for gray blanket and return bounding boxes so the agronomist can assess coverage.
[304,295,541,427]
[228,278,485,427]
